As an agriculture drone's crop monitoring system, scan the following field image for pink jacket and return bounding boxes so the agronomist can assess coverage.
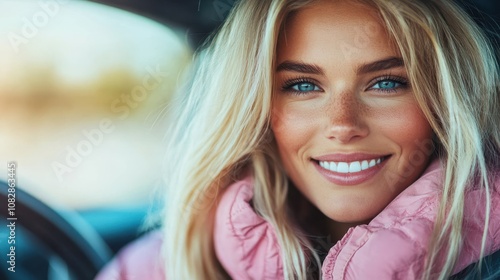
[96,160,500,279]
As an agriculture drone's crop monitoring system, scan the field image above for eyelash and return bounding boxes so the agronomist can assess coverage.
[280,75,409,95]
[368,75,409,93]
[281,77,322,95]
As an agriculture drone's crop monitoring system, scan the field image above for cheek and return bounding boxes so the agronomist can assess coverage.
[373,101,433,181]
[399,106,434,174]
[372,100,432,144]
[271,102,319,154]
[404,108,432,151]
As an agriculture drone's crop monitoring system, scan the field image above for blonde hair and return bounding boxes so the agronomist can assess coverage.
[368,0,500,278]
[162,0,500,279]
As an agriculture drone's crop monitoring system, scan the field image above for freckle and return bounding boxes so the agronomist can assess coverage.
[340,94,368,115]
[349,100,369,123]
[358,102,370,115]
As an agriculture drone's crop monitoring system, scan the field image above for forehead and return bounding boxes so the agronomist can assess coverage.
[277,0,399,65]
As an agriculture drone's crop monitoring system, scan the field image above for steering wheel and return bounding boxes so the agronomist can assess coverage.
[0,180,112,280]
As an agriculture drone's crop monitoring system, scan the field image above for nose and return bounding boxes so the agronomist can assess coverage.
[325,91,369,143]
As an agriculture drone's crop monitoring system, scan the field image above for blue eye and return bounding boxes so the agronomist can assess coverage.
[292,82,320,92]
[282,80,322,94]
[372,80,400,90]
[370,76,408,93]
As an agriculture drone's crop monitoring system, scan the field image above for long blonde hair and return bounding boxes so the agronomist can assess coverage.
[369,0,500,278]
[162,0,500,279]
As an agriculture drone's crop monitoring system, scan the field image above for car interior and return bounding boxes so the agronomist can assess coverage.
[0,0,498,279]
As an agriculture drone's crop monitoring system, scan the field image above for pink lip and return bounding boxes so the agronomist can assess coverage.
[312,156,390,186]
[313,153,389,162]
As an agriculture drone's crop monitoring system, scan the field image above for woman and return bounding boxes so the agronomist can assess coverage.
[97,0,500,279]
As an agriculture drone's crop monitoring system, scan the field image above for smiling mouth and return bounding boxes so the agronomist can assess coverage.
[314,156,390,174]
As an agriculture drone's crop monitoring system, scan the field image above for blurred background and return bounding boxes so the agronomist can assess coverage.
[0,0,498,279]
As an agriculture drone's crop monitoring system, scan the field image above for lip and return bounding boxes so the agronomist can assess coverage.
[312,154,390,186]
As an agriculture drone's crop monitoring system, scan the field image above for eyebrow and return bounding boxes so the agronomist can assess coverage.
[356,57,404,74]
[276,61,324,75]
[275,57,405,75]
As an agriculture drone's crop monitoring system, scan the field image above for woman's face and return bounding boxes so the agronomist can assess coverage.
[271,0,434,224]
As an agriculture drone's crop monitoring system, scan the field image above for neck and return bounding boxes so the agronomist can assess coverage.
[327,220,365,242]
[287,183,369,241]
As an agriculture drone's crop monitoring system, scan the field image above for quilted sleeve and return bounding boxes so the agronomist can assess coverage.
[322,219,433,280]
[95,231,166,280]
[213,179,284,280]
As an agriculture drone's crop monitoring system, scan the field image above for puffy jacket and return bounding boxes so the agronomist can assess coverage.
[96,159,500,279]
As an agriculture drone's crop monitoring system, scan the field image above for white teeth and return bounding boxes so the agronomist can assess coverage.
[349,162,361,173]
[330,162,337,172]
[318,157,385,174]
[361,160,369,170]
[337,162,349,173]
